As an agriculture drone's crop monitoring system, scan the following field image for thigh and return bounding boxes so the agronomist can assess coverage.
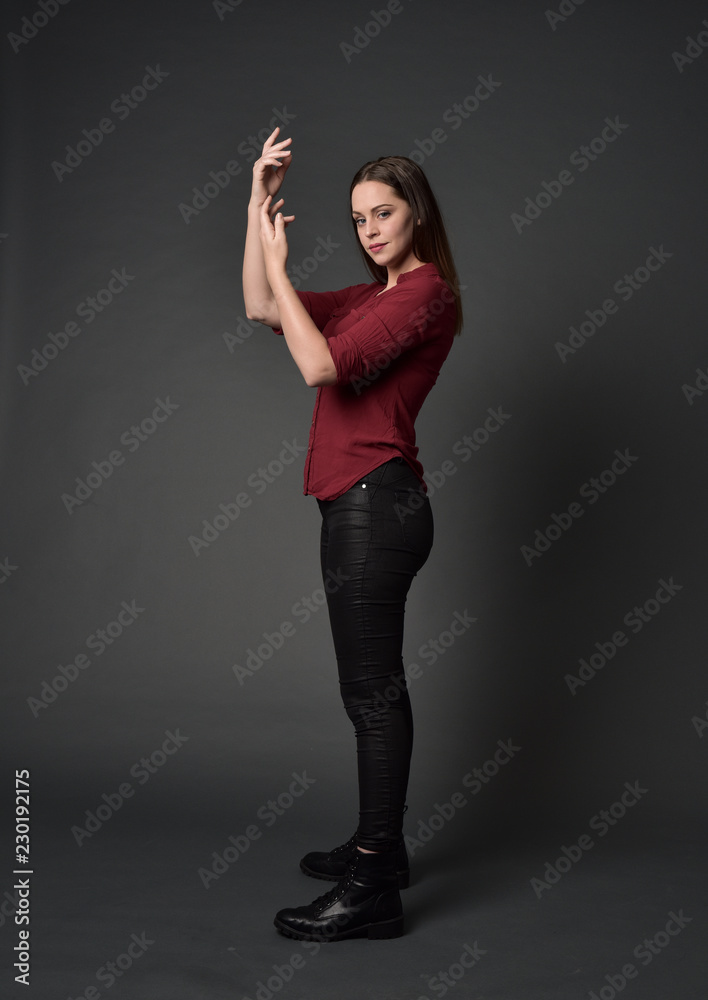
[318,470,433,675]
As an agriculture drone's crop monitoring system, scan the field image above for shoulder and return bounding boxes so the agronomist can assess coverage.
[375,264,455,314]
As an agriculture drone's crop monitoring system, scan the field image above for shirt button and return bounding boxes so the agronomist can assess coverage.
[361,483,367,489]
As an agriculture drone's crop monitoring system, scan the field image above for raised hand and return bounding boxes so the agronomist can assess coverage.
[259,193,295,278]
[251,126,292,206]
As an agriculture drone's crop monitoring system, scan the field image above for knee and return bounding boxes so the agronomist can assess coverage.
[342,685,409,730]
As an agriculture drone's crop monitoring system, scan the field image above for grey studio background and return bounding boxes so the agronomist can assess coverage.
[1,0,707,997]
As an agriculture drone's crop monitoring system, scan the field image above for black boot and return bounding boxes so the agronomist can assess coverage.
[300,833,410,889]
[275,849,404,941]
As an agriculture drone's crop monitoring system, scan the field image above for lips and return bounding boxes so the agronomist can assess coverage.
[369,243,387,251]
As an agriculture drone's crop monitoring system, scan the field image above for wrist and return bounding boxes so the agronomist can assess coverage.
[269,270,293,299]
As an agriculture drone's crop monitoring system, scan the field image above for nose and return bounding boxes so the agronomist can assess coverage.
[364,219,379,239]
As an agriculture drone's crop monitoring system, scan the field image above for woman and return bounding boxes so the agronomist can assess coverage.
[242,126,462,941]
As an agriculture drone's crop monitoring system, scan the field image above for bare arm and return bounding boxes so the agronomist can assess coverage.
[242,127,294,327]
[243,199,281,327]
[260,198,337,388]
[270,275,337,387]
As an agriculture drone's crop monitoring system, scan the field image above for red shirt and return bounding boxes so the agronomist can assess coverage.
[272,261,456,500]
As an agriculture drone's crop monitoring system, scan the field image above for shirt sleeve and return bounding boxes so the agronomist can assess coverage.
[270,286,358,335]
[326,277,455,385]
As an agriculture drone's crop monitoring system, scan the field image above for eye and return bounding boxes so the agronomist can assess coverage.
[353,211,391,226]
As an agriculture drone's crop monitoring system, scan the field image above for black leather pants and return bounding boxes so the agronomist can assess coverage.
[316,457,434,852]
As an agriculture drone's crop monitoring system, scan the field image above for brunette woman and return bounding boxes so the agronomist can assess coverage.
[242,126,462,940]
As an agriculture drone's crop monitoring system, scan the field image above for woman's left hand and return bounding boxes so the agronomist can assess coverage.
[259,194,295,278]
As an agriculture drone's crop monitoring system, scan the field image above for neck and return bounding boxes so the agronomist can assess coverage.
[385,254,425,287]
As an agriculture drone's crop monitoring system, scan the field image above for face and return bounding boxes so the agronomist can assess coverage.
[351,180,421,272]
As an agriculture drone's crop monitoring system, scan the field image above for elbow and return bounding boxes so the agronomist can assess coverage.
[304,372,337,389]
[304,367,338,388]
[245,309,263,323]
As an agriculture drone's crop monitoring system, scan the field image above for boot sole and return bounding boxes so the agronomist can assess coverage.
[274,914,404,941]
[299,861,410,890]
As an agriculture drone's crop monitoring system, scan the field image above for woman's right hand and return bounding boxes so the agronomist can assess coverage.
[251,126,292,207]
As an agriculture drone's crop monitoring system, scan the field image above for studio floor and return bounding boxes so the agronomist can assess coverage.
[4,812,706,999]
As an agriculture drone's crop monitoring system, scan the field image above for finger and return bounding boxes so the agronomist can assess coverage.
[263,125,280,148]
[260,196,274,225]
[263,130,293,155]
[260,154,291,167]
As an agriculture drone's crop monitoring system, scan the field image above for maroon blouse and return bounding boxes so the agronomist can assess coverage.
[271,261,456,500]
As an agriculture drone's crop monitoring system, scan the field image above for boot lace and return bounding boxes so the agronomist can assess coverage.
[312,858,358,911]
[329,834,357,857]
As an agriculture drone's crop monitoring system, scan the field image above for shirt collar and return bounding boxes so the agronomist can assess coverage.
[398,261,437,283]
[373,261,438,293]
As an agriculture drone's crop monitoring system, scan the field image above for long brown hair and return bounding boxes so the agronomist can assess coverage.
[349,156,463,336]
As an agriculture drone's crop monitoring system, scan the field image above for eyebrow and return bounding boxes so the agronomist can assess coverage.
[351,203,395,216]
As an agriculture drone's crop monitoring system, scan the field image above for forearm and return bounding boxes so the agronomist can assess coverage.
[269,273,337,387]
[243,201,278,324]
